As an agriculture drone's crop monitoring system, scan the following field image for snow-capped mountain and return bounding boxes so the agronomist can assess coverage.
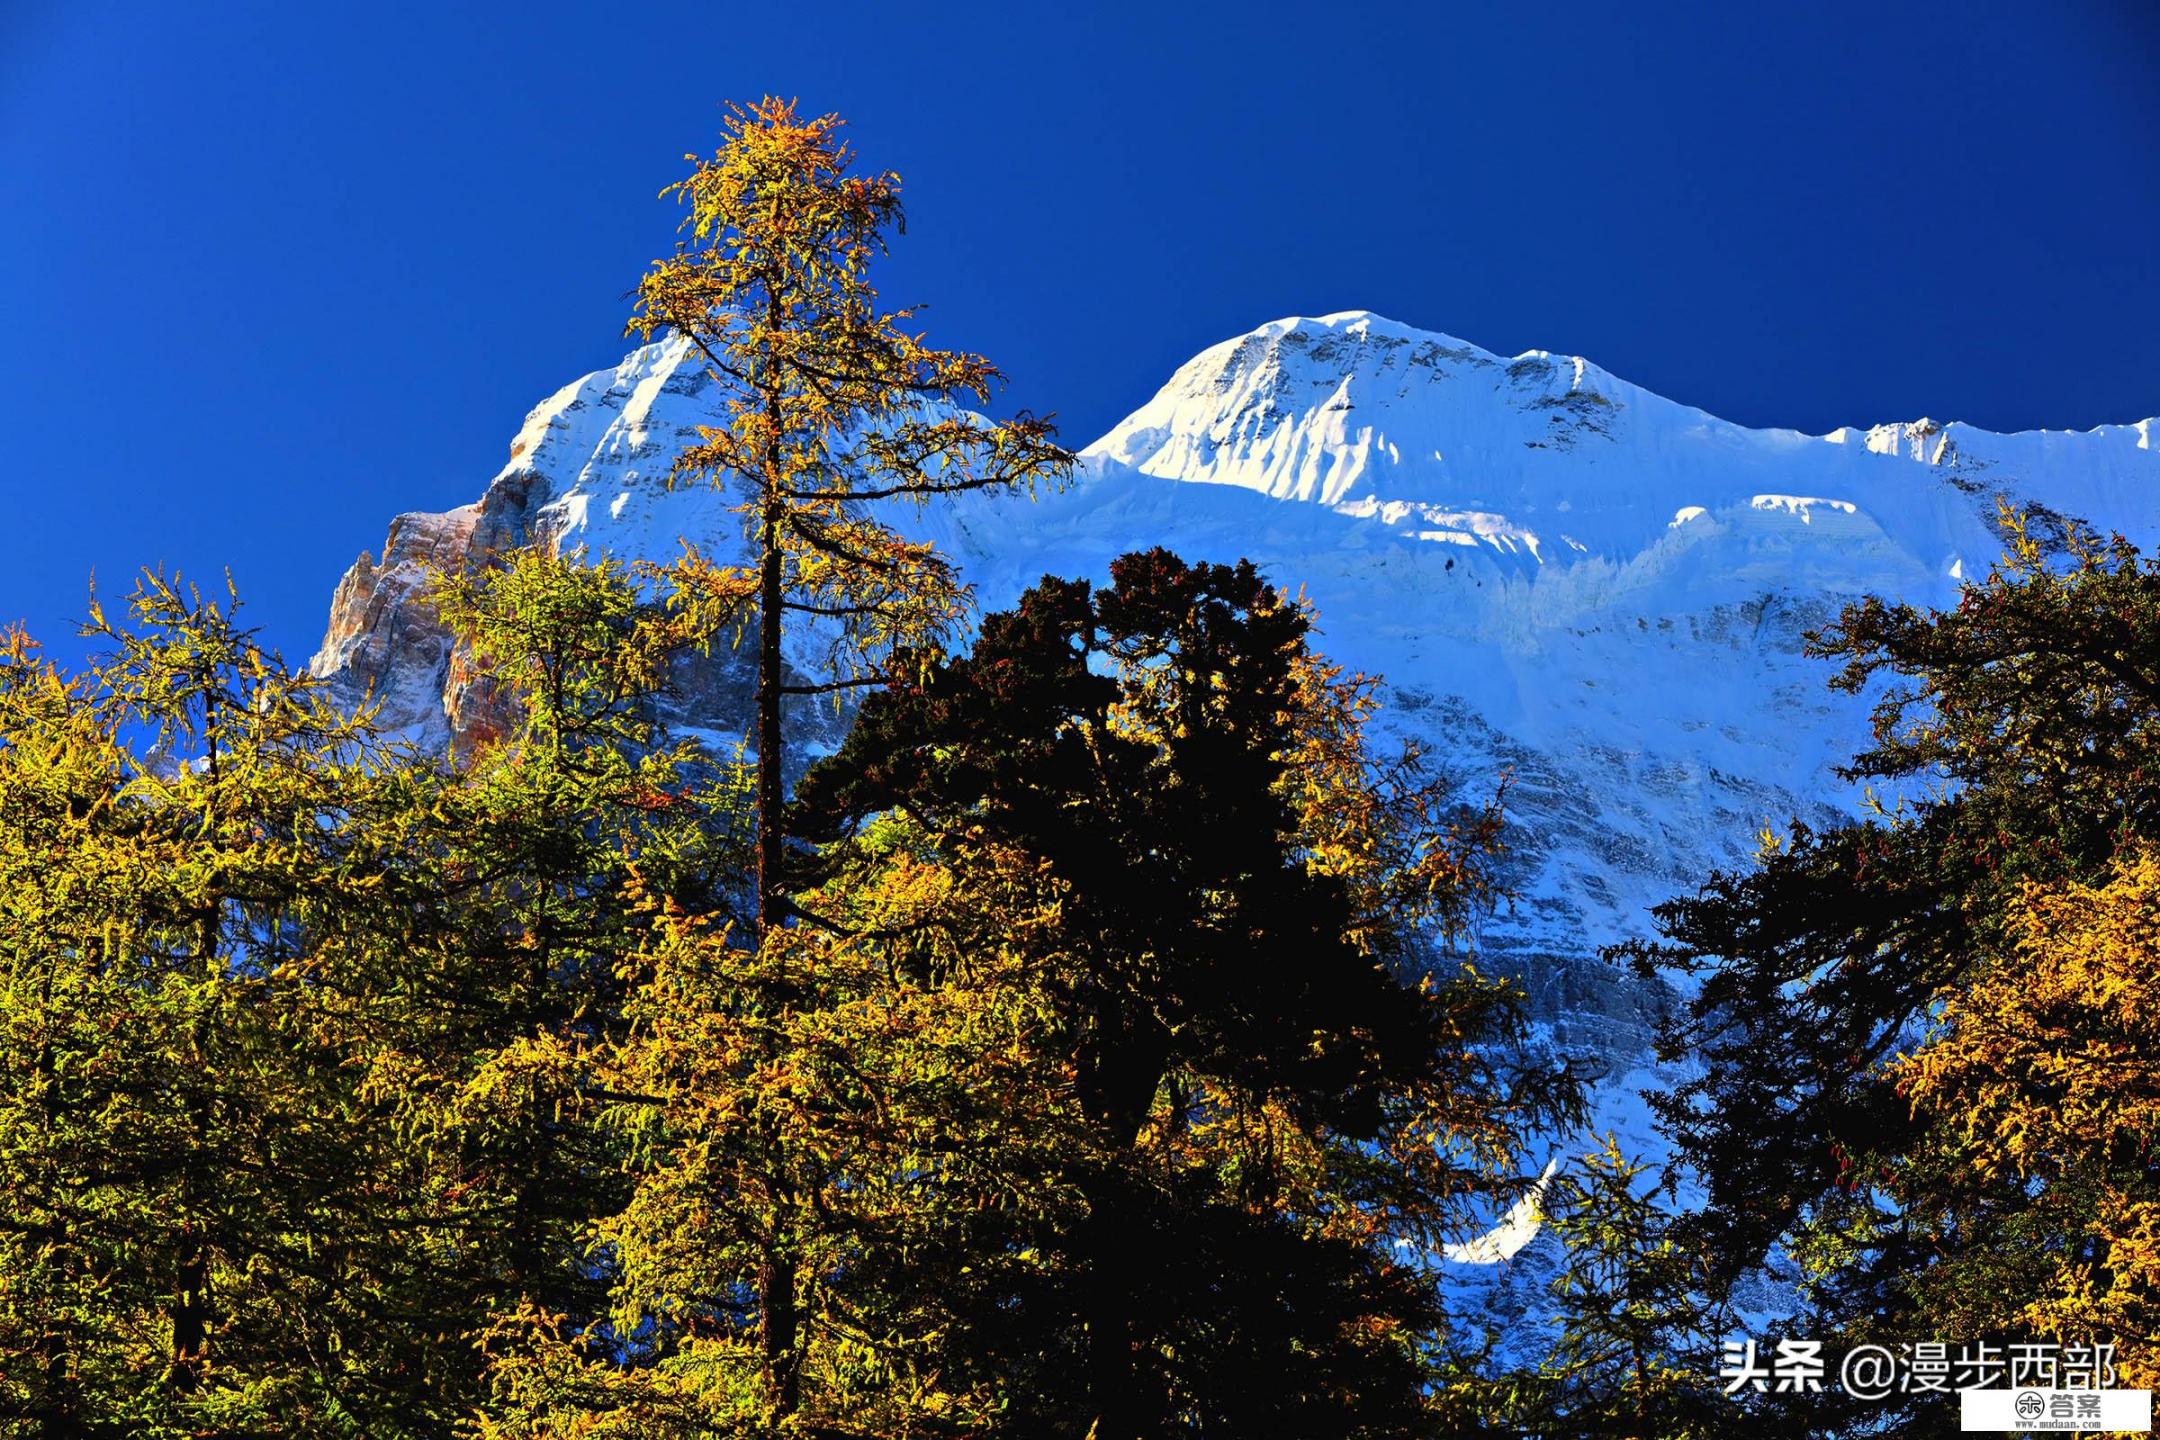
[311,311,2158,1300]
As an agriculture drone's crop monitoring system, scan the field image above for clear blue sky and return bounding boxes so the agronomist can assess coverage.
[4,1,2155,665]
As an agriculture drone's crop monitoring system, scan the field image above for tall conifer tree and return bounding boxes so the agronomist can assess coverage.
[625,104,1068,1414]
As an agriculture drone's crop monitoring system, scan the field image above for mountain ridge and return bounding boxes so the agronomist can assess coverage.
[308,307,2160,969]
[306,314,2157,1294]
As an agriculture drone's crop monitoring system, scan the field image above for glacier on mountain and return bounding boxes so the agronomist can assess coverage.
[311,309,2160,1299]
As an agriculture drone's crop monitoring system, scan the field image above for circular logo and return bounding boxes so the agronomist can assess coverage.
[2014,1391,2046,1421]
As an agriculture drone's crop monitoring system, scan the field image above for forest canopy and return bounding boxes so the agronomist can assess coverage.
[2,98,2153,1440]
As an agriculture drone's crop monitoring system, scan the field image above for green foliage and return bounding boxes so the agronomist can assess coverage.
[352,548,747,1339]
[0,545,1582,1439]
[0,553,742,1436]
[0,574,441,1434]
[477,822,1087,1437]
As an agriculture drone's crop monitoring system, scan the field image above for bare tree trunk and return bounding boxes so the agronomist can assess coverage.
[753,504,800,1411]
[756,490,786,955]
[172,1035,210,1394]
[759,1244,801,1415]
[1081,1176,1137,1440]
[172,1227,207,1394]
[171,883,217,1397]
[752,296,801,1418]
[34,1325,82,1439]
[173,717,219,1398]
[1079,1017,1172,1440]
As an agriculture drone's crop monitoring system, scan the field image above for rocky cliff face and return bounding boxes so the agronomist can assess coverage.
[311,311,2160,1276]
[310,343,838,762]
[312,476,538,758]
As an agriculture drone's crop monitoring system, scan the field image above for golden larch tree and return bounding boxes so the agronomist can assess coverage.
[626,97,1069,1417]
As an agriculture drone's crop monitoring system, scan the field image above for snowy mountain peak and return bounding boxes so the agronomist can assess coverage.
[1085,312,2160,577]
[310,312,2157,1286]
[313,313,2160,766]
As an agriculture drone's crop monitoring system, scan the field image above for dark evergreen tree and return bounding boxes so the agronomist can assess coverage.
[794,548,1582,1439]
[1439,1141,1732,1439]
[1628,510,2160,1419]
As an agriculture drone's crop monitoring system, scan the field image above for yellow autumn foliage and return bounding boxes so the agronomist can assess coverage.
[1895,844,2160,1385]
